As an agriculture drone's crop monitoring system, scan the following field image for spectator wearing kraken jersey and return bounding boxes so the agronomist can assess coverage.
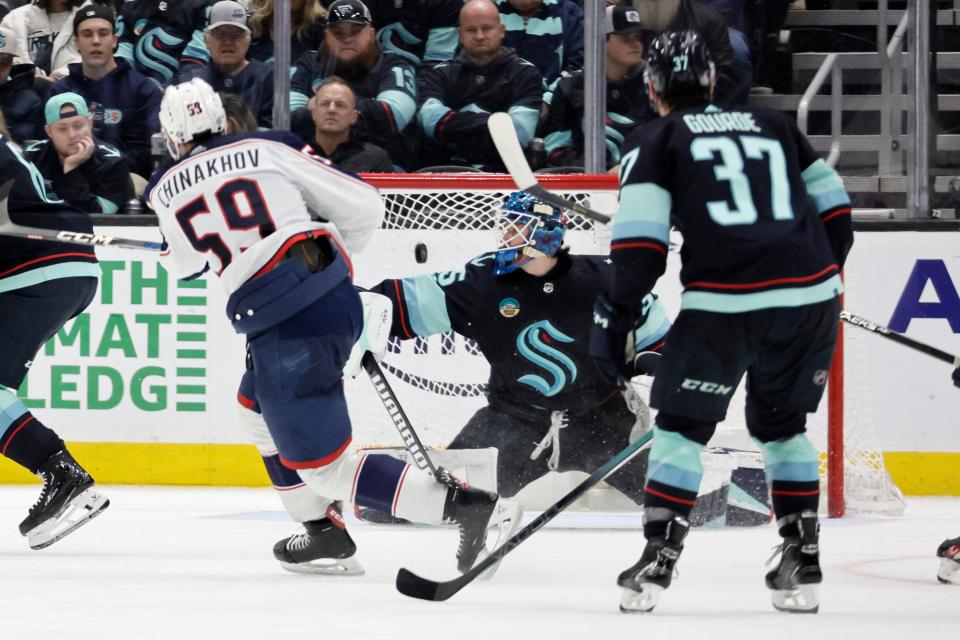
[417,0,541,170]
[538,3,656,170]
[496,0,583,87]
[290,0,416,168]
[349,0,461,69]
[370,192,669,509]
[594,32,852,614]
[115,0,212,87]
[23,92,134,214]
[49,4,161,178]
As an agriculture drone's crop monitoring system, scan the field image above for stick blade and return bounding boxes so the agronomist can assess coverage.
[396,567,468,602]
[487,112,536,190]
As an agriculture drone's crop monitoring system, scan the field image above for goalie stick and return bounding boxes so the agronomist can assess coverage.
[395,429,653,601]
[487,112,612,224]
[840,311,960,367]
[0,180,163,251]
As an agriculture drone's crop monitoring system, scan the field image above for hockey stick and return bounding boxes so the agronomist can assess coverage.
[487,112,612,224]
[395,429,654,601]
[0,180,163,251]
[362,352,439,477]
[840,311,960,367]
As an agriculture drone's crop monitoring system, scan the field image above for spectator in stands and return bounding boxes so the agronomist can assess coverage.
[306,76,394,172]
[694,0,751,103]
[248,0,325,68]
[496,0,583,87]
[0,25,44,143]
[23,92,133,213]
[744,0,792,94]
[0,0,85,86]
[50,4,162,177]
[418,0,541,171]
[632,0,746,105]
[219,90,258,134]
[355,0,461,69]
[115,0,211,87]
[174,1,273,128]
[290,0,416,168]
[538,3,656,171]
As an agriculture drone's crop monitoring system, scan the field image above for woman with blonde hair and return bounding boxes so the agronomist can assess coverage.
[248,0,325,67]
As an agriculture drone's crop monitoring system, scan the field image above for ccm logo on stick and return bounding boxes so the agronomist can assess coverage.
[57,231,114,245]
[681,378,733,395]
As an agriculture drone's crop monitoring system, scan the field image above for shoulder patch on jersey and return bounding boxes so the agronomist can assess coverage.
[499,297,520,318]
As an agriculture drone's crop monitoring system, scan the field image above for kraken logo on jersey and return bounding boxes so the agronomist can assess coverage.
[515,321,577,397]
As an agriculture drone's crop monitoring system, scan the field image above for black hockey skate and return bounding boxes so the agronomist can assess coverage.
[439,467,499,573]
[19,450,109,550]
[618,516,690,613]
[273,504,364,575]
[936,537,960,584]
[765,510,822,613]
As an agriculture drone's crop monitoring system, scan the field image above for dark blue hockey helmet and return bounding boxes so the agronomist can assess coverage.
[643,30,715,101]
[494,191,566,276]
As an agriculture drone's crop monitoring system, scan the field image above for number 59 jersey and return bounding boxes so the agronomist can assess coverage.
[610,104,853,315]
[145,130,384,294]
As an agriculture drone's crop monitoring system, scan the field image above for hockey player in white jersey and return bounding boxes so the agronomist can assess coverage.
[145,78,501,575]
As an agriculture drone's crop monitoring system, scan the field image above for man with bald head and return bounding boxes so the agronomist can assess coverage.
[417,0,541,171]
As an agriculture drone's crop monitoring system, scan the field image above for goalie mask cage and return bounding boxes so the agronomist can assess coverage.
[343,173,904,518]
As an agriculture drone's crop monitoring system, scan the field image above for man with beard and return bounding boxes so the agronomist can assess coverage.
[416,0,541,171]
[290,0,416,169]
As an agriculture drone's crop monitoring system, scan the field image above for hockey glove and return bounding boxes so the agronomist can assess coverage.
[590,294,635,384]
[343,292,393,378]
[953,367,960,389]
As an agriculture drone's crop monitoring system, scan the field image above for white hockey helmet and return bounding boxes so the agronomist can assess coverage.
[159,78,227,160]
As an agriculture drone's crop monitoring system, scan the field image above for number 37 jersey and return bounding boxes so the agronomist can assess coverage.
[610,104,853,314]
[145,130,384,294]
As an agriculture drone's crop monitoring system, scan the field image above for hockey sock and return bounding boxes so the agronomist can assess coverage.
[350,454,448,525]
[757,434,820,534]
[0,387,64,474]
[262,454,331,522]
[643,426,705,538]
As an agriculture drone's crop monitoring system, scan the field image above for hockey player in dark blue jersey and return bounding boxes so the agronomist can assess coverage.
[591,32,853,615]
[0,133,110,551]
[370,192,670,512]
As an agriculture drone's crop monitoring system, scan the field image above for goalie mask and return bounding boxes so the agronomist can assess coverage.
[159,78,227,160]
[493,192,566,276]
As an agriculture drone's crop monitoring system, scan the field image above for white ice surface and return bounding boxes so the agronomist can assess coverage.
[0,486,956,639]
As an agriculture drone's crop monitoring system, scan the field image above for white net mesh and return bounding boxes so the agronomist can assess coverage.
[343,175,904,516]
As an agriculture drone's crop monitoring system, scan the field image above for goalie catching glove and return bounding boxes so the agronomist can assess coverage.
[343,291,393,378]
[590,292,670,384]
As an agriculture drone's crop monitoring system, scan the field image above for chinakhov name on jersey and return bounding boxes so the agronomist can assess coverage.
[152,148,261,209]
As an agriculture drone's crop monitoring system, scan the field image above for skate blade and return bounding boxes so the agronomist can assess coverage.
[26,489,110,550]
[619,584,664,613]
[771,585,820,613]
[278,555,365,576]
[937,558,960,584]
[476,501,524,581]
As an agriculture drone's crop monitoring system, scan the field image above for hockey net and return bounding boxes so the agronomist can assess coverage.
[342,173,904,517]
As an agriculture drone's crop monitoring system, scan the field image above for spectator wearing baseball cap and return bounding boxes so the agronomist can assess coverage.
[22,92,134,214]
[0,0,86,84]
[0,25,45,144]
[537,3,656,171]
[173,0,274,128]
[48,4,161,177]
[290,0,418,167]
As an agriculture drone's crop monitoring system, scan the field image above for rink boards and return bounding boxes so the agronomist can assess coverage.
[1,225,958,495]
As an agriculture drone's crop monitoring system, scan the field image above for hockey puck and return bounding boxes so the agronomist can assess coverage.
[414,242,428,263]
